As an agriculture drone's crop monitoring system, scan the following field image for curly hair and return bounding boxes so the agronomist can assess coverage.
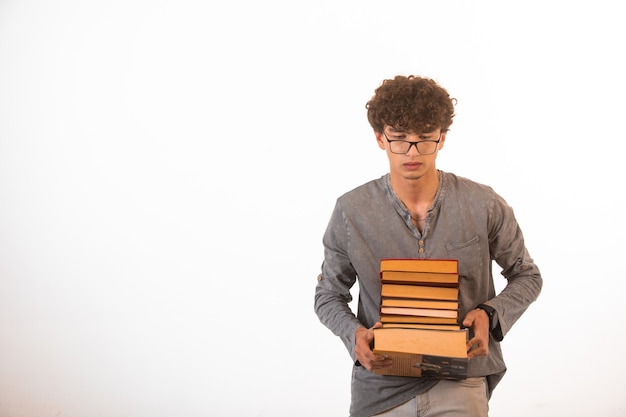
[366,75,456,133]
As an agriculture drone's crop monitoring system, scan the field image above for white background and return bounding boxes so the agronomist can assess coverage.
[1,1,625,416]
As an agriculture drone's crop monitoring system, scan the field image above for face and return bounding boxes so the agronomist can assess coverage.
[375,125,447,181]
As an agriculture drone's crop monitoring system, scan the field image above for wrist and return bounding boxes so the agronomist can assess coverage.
[476,303,496,329]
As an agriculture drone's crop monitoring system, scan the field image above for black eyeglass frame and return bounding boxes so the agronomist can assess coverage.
[382,130,443,155]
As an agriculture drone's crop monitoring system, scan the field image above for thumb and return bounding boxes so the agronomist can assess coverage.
[462,316,474,328]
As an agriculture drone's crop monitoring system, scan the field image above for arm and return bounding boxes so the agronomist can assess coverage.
[483,194,543,340]
[314,201,364,360]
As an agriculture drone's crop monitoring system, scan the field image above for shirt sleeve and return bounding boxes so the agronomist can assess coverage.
[486,193,543,340]
[314,199,363,361]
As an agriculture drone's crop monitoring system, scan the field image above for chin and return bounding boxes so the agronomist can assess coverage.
[403,172,424,181]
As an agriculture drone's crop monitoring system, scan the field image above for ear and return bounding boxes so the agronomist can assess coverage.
[375,131,386,150]
[438,131,448,150]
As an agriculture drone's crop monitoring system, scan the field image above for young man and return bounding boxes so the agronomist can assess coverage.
[314,75,542,417]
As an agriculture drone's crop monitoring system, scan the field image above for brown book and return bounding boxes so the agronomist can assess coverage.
[381,323,461,331]
[381,283,458,301]
[373,328,468,378]
[380,306,458,319]
[380,258,458,274]
[381,270,459,286]
[381,297,459,310]
[380,314,459,325]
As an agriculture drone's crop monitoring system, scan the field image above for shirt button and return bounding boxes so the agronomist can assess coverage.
[419,240,425,246]
[418,248,425,253]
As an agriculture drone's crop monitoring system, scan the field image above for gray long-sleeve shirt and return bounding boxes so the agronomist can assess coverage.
[314,171,542,417]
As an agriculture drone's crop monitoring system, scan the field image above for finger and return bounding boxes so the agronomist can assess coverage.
[360,355,390,371]
[466,338,488,358]
[462,317,473,328]
[468,347,488,358]
[371,356,392,369]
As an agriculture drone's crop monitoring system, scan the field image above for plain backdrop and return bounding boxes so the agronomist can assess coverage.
[1,1,625,416]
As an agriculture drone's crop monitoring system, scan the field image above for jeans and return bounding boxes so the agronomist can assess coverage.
[372,378,489,417]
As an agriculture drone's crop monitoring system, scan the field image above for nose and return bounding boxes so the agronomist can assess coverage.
[406,142,421,155]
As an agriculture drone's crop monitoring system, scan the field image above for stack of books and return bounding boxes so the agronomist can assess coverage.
[373,258,468,379]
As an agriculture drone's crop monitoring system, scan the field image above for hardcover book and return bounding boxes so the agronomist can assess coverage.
[375,258,467,378]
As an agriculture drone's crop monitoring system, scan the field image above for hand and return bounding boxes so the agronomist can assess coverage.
[354,322,392,371]
[462,309,490,358]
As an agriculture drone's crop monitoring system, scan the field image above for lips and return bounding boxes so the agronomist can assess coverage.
[404,162,422,170]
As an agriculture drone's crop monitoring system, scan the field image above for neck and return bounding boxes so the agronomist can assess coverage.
[389,169,440,209]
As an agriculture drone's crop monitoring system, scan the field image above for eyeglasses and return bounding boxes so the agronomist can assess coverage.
[383,130,442,155]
